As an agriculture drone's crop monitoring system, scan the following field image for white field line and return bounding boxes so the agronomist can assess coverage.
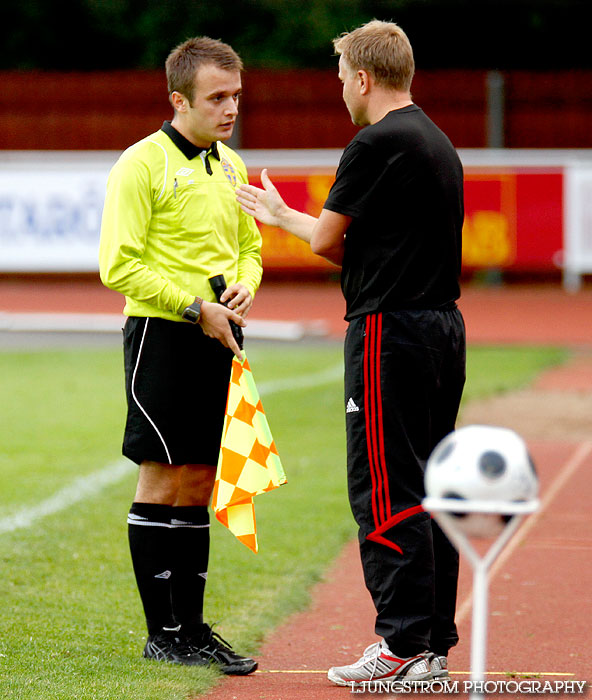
[0,460,136,535]
[455,440,592,625]
[257,362,343,396]
[0,363,344,535]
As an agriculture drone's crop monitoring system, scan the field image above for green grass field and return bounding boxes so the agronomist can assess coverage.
[0,341,567,700]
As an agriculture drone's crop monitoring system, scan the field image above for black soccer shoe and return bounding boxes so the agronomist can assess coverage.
[190,624,258,675]
[143,630,208,666]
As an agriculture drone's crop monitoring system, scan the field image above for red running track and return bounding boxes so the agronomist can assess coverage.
[2,276,592,347]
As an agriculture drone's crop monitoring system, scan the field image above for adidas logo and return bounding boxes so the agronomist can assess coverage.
[154,570,171,580]
[346,397,360,413]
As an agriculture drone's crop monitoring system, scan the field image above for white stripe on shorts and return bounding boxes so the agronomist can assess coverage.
[131,318,173,464]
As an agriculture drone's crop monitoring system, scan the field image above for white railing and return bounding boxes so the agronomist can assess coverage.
[563,163,592,291]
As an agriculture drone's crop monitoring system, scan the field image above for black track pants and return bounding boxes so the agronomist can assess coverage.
[344,307,466,656]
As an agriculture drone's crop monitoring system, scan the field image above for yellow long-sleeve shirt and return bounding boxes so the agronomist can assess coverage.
[99,123,262,320]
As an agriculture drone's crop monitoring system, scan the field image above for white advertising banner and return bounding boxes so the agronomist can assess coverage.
[0,152,119,272]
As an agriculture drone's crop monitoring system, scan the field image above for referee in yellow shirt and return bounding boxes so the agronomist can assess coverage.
[99,37,261,674]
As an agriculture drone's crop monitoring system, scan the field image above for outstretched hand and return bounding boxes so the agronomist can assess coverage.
[236,169,286,227]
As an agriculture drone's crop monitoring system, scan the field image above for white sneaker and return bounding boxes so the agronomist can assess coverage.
[427,653,450,680]
[327,640,432,687]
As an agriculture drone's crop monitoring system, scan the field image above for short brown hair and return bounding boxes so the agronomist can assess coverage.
[165,36,243,103]
[333,20,415,92]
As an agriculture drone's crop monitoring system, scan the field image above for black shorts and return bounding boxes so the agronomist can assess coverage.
[122,316,233,467]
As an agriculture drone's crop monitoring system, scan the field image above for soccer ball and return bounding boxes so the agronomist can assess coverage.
[425,425,538,537]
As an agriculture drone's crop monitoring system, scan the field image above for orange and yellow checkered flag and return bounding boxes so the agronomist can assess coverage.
[212,355,286,553]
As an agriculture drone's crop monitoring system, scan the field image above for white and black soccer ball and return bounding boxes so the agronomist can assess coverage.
[425,425,538,537]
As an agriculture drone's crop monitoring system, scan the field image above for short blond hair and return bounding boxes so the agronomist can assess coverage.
[333,20,415,92]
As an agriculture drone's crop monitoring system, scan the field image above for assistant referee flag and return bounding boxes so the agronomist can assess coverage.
[212,356,286,553]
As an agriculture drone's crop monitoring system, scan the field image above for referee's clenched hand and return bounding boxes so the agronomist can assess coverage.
[221,283,253,318]
[199,301,246,360]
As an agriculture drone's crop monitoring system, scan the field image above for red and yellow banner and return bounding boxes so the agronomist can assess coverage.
[247,168,564,273]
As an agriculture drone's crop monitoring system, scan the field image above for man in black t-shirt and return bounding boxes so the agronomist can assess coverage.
[325,104,464,317]
[237,20,465,688]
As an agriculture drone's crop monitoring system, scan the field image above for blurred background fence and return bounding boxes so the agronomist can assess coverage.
[1,69,592,150]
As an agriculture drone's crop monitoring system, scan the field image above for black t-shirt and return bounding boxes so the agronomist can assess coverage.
[324,104,464,320]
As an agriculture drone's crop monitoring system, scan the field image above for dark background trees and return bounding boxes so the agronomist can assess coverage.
[2,0,591,71]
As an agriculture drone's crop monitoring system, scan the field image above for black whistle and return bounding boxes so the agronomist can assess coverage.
[208,274,244,350]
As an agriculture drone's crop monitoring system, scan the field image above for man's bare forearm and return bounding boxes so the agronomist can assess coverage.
[276,207,318,243]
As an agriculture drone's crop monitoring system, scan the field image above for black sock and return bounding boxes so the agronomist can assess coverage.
[170,505,210,635]
[127,502,175,636]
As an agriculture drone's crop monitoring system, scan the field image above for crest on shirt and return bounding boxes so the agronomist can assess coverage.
[221,158,237,187]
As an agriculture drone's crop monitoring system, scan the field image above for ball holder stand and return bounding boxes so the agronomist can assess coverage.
[422,497,540,699]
